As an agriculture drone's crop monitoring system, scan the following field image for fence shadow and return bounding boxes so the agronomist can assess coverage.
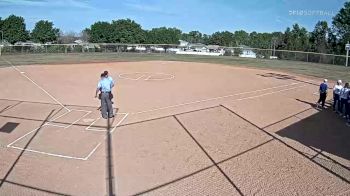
[276,101,350,162]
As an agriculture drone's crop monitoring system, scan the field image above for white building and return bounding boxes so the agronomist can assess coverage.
[168,48,180,53]
[74,39,84,44]
[238,45,256,58]
[207,45,220,52]
[189,43,208,52]
[14,41,41,46]
[135,45,146,51]
[179,40,189,47]
[150,46,165,52]
[176,40,224,56]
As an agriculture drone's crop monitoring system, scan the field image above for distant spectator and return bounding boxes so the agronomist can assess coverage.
[317,79,328,109]
[333,80,343,112]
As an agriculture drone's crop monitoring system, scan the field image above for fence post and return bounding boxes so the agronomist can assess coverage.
[306,53,308,62]
[45,45,47,53]
[333,54,335,65]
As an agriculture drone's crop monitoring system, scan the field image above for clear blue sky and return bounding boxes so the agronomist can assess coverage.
[0,0,348,34]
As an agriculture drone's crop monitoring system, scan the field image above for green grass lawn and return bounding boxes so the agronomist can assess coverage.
[1,52,349,82]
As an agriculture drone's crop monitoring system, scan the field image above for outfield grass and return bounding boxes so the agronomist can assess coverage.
[1,52,349,82]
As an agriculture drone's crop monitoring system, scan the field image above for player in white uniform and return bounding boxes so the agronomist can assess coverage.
[339,83,349,118]
[333,80,343,113]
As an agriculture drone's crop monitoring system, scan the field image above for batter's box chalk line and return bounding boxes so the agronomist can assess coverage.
[2,58,108,160]
[6,110,129,160]
[118,72,174,81]
[45,109,92,129]
[86,113,129,132]
[6,125,102,161]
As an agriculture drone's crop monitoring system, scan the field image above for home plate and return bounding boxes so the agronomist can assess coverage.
[83,118,95,123]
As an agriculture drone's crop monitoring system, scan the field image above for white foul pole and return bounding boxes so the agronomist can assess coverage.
[346,42,350,67]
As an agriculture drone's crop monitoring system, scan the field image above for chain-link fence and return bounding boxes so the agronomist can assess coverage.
[254,48,346,65]
[0,43,347,66]
[0,44,180,54]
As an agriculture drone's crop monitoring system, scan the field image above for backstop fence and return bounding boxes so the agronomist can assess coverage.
[0,43,347,66]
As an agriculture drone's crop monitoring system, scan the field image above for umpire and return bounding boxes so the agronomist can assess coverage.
[95,71,115,119]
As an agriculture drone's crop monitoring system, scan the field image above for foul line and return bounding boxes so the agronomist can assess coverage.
[231,84,308,102]
[131,81,311,115]
[119,85,309,129]
[1,58,70,112]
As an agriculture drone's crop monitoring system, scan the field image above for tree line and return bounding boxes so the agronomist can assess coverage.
[0,2,349,54]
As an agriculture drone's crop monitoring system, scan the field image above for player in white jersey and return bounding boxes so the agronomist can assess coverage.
[339,83,349,118]
[333,80,343,112]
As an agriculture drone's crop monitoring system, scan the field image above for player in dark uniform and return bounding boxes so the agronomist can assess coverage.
[317,79,328,109]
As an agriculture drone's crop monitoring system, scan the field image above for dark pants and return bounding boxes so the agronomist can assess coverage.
[340,98,348,116]
[101,92,113,119]
[333,93,340,111]
[318,93,327,107]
